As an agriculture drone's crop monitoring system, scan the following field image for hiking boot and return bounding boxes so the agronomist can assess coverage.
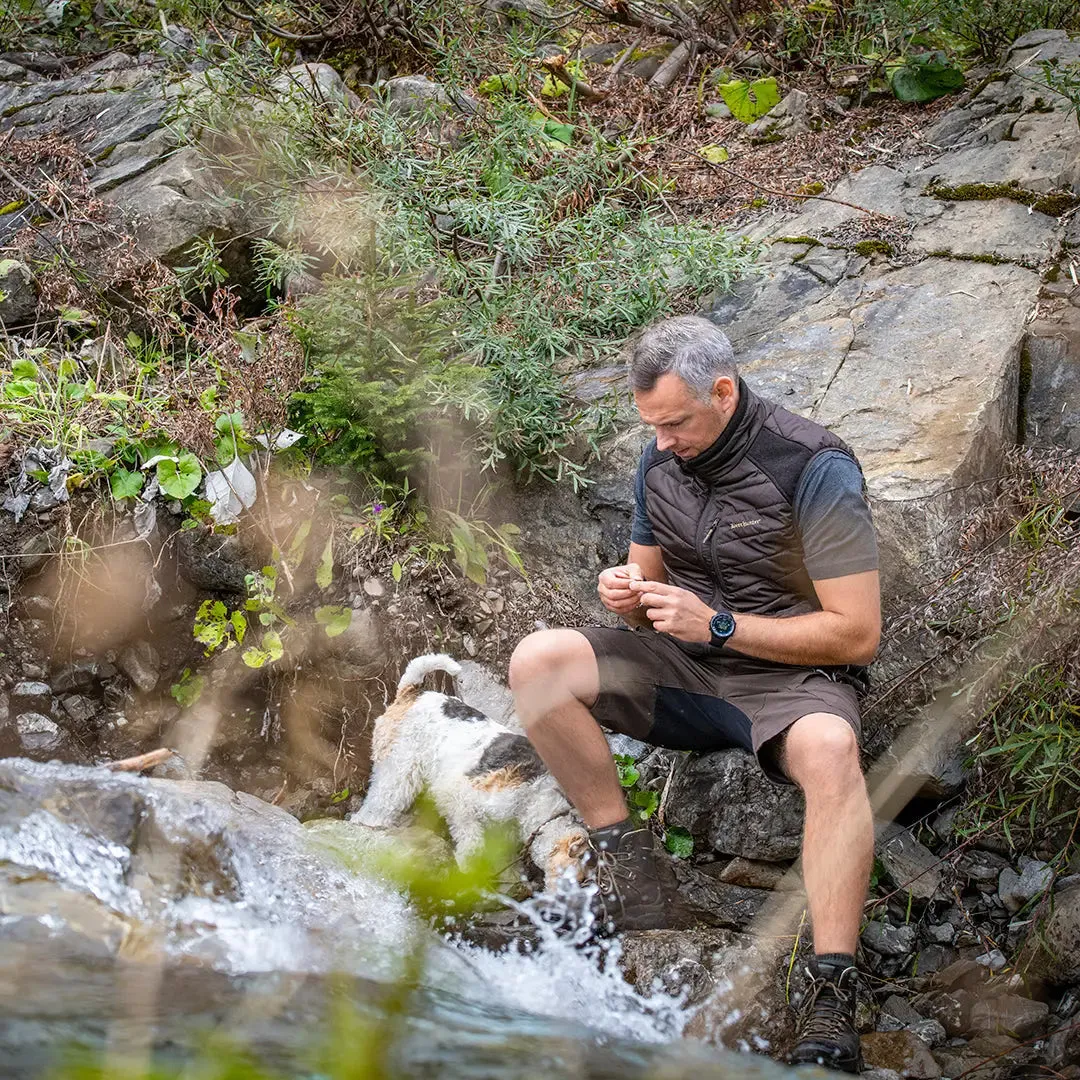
[788,959,862,1073]
[582,819,670,933]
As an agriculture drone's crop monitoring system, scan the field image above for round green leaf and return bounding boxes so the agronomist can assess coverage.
[109,467,144,500]
[663,826,694,858]
[156,452,202,500]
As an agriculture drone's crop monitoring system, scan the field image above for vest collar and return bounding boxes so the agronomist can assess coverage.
[679,379,764,485]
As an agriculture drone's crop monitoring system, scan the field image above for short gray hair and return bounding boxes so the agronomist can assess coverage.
[627,315,737,400]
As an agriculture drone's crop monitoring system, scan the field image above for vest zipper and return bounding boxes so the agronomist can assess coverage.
[702,516,721,545]
[701,515,727,611]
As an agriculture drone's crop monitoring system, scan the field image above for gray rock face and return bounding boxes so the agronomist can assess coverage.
[11,681,52,713]
[875,822,943,901]
[1030,883,1080,983]
[16,713,64,754]
[861,919,917,956]
[997,858,1053,913]
[666,750,804,861]
[0,258,37,327]
[969,994,1049,1039]
[270,63,354,110]
[118,641,160,693]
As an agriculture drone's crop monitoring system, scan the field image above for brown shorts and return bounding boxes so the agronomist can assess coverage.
[577,626,862,784]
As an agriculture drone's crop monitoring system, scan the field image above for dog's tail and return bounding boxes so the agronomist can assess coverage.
[396,652,461,696]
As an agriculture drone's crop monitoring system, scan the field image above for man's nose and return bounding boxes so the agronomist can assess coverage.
[655,430,675,451]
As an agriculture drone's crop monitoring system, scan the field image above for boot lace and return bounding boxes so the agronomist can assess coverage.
[795,966,857,1046]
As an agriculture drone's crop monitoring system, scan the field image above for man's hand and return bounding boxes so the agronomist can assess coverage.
[629,580,715,643]
[597,562,645,616]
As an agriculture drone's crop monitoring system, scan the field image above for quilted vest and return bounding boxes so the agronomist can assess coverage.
[641,381,860,621]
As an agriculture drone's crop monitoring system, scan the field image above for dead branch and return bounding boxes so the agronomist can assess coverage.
[540,54,608,101]
[648,39,693,90]
[105,748,175,773]
[573,0,728,55]
[608,32,644,78]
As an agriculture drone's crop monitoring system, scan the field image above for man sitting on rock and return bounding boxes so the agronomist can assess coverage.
[509,314,880,1073]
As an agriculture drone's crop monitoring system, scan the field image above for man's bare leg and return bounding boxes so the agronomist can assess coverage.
[781,711,874,953]
[508,629,627,829]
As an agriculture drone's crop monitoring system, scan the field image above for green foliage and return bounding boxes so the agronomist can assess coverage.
[289,271,472,482]
[169,668,206,709]
[315,604,353,637]
[614,752,659,823]
[888,52,964,102]
[663,825,694,858]
[188,62,757,487]
[960,661,1080,857]
[1042,59,1080,125]
[775,0,1079,68]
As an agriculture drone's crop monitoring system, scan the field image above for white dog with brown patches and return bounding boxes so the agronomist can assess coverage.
[350,653,587,892]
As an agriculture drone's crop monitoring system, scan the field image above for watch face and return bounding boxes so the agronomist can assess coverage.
[711,612,736,640]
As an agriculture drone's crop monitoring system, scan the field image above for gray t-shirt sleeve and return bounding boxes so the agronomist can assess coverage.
[631,450,658,546]
[794,450,879,580]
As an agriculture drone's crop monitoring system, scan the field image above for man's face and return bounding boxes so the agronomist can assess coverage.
[634,372,738,459]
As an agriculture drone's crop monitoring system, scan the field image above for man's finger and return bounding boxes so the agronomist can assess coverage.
[629,579,673,595]
[638,591,673,609]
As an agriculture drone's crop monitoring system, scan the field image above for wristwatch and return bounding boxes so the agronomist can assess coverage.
[709,610,737,648]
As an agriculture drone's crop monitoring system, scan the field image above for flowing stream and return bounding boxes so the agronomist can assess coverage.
[0,759,807,1079]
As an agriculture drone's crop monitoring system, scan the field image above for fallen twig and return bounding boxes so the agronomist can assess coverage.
[608,32,644,78]
[105,748,174,773]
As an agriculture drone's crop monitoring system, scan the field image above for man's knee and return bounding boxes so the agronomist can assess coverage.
[782,713,863,795]
[509,629,598,717]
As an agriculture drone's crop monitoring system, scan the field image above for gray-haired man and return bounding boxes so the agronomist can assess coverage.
[509,315,880,1072]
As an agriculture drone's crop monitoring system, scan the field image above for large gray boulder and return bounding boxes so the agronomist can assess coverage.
[665,750,804,861]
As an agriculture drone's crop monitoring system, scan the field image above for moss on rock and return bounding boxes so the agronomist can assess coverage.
[926,180,1080,218]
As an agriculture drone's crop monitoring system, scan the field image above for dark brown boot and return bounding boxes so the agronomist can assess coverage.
[582,819,672,934]
[788,958,862,1073]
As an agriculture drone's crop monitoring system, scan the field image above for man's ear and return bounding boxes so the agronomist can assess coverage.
[711,375,737,407]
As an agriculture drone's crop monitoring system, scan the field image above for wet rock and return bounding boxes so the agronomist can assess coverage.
[716,856,789,890]
[618,928,740,1005]
[926,922,955,944]
[976,948,1007,972]
[118,642,160,693]
[998,858,1053,913]
[910,1018,947,1048]
[922,989,974,1037]
[861,1030,940,1078]
[876,822,943,901]
[667,859,770,928]
[881,994,924,1028]
[666,750,803,861]
[862,919,917,956]
[936,1033,1030,1080]
[0,258,37,328]
[969,995,1048,1039]
[11,681,52,713]
[50,659,114,693]
[957,848,1010,885]
[932,958,987,992]
[16,712,64,754]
